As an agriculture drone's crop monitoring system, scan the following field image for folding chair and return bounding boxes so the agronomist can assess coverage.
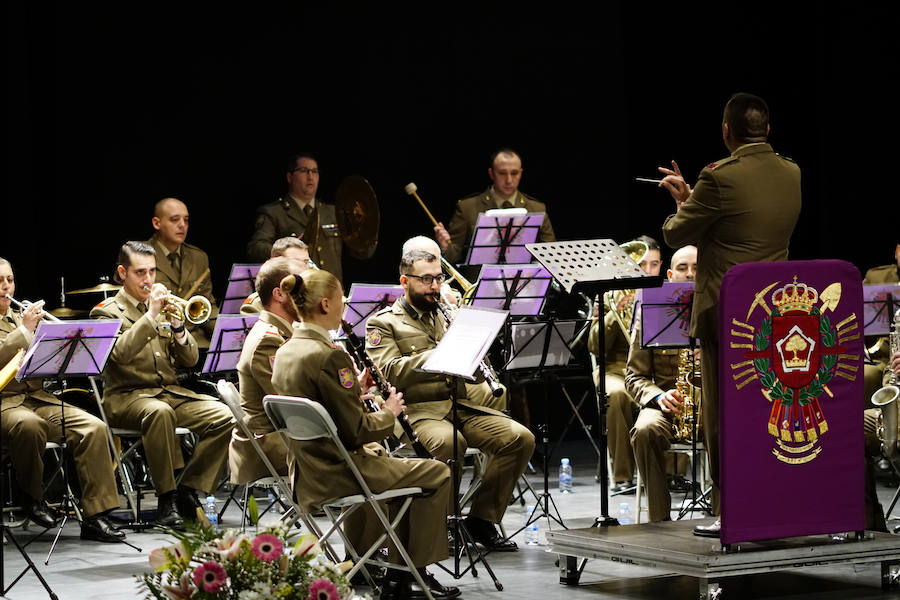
[216,380,303,530]
[0,442,82,530]
[634,441,710,524]
[263,394,435,600]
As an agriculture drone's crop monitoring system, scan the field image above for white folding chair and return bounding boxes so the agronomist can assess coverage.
[216,380,303,530]
[263,394,434,600]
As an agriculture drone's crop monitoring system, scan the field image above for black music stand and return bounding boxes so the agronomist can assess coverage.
[342,284,404,339]
[201,314,259,377]
[220,263,261,314]
[637,284,712,518]
[422,306,508,590]
[526,239,662,529]
[466,212,544,265]
[12,320,140,563]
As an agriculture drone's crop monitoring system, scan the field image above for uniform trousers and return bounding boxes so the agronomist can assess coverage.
[606,372,638,483]
[228,431,289,485]
[700,336,721,515]
[864,408,889,532]
[413,407,534,523]
[1,399,119,517]
[105,394,232,495]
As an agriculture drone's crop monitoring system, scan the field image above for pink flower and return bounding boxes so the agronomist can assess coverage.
[251,533,284,562]
[192,560,228,594]
[307,578,339,600]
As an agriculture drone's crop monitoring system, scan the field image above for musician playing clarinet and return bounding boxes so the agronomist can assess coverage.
[366,241,534,553]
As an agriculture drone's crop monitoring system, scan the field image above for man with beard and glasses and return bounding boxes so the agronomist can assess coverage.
[365,244,534,553]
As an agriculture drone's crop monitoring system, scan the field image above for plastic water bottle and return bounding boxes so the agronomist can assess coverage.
[267,490,281,514]
[618,502,632,525]
[205,495,219,530]
[524,505,540,545]
[558,458,573,493]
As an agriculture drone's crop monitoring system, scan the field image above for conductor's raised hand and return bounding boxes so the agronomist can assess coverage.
[658,160,692,209]
[382,385,406,417]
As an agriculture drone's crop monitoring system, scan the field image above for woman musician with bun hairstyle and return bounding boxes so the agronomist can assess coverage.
[270,269,459,600]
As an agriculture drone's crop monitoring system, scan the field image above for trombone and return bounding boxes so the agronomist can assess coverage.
[5,294,62,323]
[604,239,649,339]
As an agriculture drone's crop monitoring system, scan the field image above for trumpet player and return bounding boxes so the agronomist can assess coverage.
[626,245,697,523]
[147,197,219,349]
[0,258,125,542]
[366,241,534,552]
[90,241,231,529]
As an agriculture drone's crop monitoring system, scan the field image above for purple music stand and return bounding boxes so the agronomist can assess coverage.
[466,212,544,265]
[343,283,404,339]
[221,263,261,314]
[19,319,121,380]
[202,314,259,374]
[470,264,553,316]
[863,283,899,336]
[638,281,696,349]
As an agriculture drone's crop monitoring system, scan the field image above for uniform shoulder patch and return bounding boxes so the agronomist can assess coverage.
[373,305,393,317]
[705,155,738,171]
[94,297,117,309]
[338,367,355,388]
[367,329,382,345]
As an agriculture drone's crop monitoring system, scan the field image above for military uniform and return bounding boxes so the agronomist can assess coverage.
[662,142,801,514]
[90,289,232,495]
[1,309,119,517]
[271,322,451,568]
[443,188,556,265]
[862,263,899,405]
[366,298,535,524]
[147,234,219,350]
[239,292,263,315]
[864,264,900,285]
[229,310,292,484]
[588,304,638,484]
[247,198,375,284]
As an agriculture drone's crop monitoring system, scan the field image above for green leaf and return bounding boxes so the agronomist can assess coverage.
[754,358,770,374]
[248,494,260,526]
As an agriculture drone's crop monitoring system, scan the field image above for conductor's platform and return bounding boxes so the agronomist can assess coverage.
[548,518,900,599]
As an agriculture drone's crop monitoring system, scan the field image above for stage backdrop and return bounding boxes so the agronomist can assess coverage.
[720,260,864,544]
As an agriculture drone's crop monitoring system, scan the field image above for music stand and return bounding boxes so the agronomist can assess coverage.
[526,239,662,528]
[202,314,259,376]
[469,264,553,315]
[466,212,544,265]
[14,319,140,562]
[342,284,404,339]
[638,285,711,518]
[863,284,899,338]
[422,306,508,590]
[220,263,261,314]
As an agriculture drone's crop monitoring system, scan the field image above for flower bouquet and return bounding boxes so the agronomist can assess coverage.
[138,504,362,600]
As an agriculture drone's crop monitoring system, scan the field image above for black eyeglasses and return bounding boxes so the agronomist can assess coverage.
[291,167,320,175]
[404,273,446,286]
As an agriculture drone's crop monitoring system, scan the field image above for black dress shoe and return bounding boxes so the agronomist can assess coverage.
[409,571,460,600]
[693,518,721,538]
[610,480,636,494]
[464,516,517,552]
[23,499,58,529]
[175,487,202,521]
[156,493,186,529]
[81,514,127,542]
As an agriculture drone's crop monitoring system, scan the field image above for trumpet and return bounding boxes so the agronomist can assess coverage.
[143,285,212,325]
[5,294,62,322]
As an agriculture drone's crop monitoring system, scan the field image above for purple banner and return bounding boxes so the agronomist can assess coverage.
[720,260,864,544]
[638,281,695,348]
[862,284,900,336]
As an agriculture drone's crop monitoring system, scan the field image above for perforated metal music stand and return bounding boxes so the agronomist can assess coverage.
[220,263,262,314]
[202,314,259,375]
[342,284,404,339]
[527,239,662,529]
[466,212,544,265]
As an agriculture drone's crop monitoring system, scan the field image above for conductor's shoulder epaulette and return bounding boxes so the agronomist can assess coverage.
[776,153,797,164]
[704,155,739,171]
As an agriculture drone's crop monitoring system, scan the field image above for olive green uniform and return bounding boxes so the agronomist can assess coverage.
[90,290,232,495]
[271,322,450,568]
[1,309,119,517]
[443,188,556,265]
[862,264,899,406]
[662,142,801,514]
[229,310,292,484]
[366,299,535,523]
[239,292,263,315]
[147,234,219,350]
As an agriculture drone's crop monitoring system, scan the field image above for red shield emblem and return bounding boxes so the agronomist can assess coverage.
[771,314,820,389]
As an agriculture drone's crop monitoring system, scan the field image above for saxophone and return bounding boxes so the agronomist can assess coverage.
[672,348,702,443]
[874,308,900,469]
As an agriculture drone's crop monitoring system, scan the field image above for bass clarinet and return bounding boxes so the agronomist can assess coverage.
[340,320,433,459]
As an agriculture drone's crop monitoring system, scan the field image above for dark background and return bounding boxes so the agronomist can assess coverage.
[5,2,896,312]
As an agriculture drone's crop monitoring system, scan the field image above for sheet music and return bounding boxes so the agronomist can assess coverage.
[422,306,508,379]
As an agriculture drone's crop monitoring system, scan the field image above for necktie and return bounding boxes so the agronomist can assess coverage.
[168,252,181,275]
[137,302,147,314]
[303,204,314,218]
[501,200,513,209]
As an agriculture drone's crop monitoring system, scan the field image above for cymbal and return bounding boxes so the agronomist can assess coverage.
[335,174,379,258]
[49,307,87,318]
[68,282,122,295]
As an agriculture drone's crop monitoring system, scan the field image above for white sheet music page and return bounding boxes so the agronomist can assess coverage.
[422,306,508,379]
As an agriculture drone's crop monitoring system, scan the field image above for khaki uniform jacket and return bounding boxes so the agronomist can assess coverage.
[443,188,556,264]
[239,292,263,315]
[271,323,402,513]
[147,234,219,348]
[230,311,292,483]
[662,143,801,341]
[1,310,60,411]
[588,307,630,375]
[90,290,209,412]
[365,299,505,424]
[864,264,900,284]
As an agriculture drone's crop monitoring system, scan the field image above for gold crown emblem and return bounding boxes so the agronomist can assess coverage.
[771,276,818,314]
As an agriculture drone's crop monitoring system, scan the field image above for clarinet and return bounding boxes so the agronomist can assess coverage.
[435,302,504,398]
[340,320,433,459]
